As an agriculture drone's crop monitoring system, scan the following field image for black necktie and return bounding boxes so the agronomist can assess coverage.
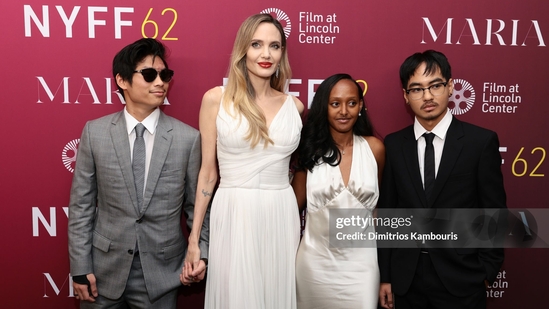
[423,133,435,202]
[133,123,146,209]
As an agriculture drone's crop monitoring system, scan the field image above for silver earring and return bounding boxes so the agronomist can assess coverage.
[359,112,362,116]
[275,66,279,78]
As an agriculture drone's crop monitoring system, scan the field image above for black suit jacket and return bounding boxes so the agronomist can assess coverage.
[378,117,506,297]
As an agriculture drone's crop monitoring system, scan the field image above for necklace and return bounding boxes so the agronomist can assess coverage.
[337,142,353,155]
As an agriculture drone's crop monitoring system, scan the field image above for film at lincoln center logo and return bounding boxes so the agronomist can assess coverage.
[260,8,291,39]
[62,139,80,173]
[449,79,475,115]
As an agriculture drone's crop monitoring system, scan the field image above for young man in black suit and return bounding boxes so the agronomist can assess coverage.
[378,50,506,309]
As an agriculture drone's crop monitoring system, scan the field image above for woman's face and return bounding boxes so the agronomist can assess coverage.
[245,22,283,80]
[327,79,363,135]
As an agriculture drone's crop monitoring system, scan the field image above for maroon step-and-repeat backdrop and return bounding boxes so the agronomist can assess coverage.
[1,0,547,308]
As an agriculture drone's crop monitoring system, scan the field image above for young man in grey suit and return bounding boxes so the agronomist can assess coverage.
[68,38,209,309]
[378,50,506,309]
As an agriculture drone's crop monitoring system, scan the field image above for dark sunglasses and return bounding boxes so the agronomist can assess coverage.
[133,68,174,83]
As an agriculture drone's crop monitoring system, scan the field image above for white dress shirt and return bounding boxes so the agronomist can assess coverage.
[414,108,453,188]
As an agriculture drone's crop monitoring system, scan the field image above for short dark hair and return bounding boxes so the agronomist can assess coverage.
[112,38,170,98]
[296,73,374,172]
[399,50,451,89]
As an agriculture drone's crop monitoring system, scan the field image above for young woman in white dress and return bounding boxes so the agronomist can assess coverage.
[182,13,304,309]
[292,73,385,309]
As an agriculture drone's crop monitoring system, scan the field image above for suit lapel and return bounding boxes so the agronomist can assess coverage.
[401,127,429,207]
[110,111,140,215]
[429,118,463,207]
[140,111,172,215]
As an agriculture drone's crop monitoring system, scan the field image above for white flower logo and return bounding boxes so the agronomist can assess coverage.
[62,139,80,173]
[449,79,475,115]
[261,8,292,39]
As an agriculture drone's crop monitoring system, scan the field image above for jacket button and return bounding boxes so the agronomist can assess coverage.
[128,249,134,255]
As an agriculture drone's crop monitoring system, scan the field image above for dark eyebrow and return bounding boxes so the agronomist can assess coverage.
[408,77,444,88]
[329,96,359,101]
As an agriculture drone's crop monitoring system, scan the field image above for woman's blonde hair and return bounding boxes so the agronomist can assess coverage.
[222,13,291,148]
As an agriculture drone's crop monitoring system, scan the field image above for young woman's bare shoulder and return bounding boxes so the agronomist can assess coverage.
[363,136,385,157]
[202,86,223,108]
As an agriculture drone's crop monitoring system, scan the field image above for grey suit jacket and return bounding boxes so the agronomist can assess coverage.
[68,110,209,301]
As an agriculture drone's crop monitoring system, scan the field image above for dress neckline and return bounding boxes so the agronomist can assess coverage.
[336,134,358,188]
[266,95,290,132]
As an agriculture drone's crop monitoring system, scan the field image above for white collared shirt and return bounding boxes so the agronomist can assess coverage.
[124,107,160,193]
[414,108,453,187]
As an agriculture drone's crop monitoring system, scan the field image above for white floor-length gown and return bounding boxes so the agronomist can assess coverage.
[205,90,302,309]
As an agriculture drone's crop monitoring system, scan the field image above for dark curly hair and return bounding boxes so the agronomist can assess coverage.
[296,73,374,172]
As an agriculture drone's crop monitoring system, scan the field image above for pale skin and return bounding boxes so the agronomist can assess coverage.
[379,62,454,309]
[181,22,304,285]
[292,79,385,213]
[73,55,170,302]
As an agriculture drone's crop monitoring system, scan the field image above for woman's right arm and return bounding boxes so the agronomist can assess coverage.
[183,87,222,283]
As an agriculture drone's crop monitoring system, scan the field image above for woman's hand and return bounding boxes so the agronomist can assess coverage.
[181,243,205,285]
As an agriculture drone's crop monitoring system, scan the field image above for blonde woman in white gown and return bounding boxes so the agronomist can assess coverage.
[182,14,304,309]
[292,74,385,309]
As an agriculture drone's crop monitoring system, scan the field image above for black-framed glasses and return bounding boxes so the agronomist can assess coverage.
[134,68,174,83]
[405,82,448,100]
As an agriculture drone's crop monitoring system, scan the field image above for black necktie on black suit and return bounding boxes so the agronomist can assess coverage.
[423,133,435,203]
